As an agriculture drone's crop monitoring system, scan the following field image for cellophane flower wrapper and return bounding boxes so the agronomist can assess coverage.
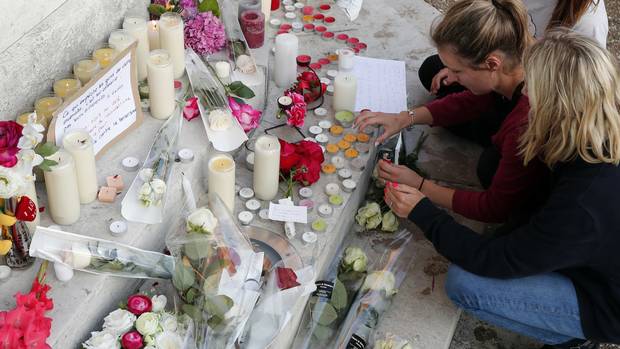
[373,332,414,349]
[29,226,174,279]
[166,192,263,349]
[332,230,414,349]
[240,262,317,349]
[216,0,257,75]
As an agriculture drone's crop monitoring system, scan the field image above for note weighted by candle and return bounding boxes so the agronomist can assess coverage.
[50,47,143,156]
[268,202,308,224]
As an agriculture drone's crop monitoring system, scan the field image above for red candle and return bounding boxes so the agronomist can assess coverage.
[318,58,330,65]
[322,32,334,40]
[240,10,265,48]
[277,29,289,35]
[303,6,314,15]
[324,16,335,24]
[310,62,322,71]
[271,0,280,11]
[347,37,360,46]
[296,55,311,66]
[336,33,349,42]
[315,25,327,33]
[280,23,292,31]
[319,4,331,12]
[304,23,315,32]
[355,42,368,53]
[313,13,325,22]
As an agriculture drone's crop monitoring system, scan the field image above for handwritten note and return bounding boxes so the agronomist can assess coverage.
[50,48,142,156]
[352,56,408,113]
[268,202,308,224]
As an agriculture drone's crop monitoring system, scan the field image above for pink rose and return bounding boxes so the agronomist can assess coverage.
[228,97,261,133]
[286,105,306,128]
[183,97,200,121]
[0,121,23,168]
[285,91,306,106]
[126,294,152,315]
[121,331,143,349]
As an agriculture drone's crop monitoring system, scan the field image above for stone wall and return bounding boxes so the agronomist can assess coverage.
[0,0,149,119]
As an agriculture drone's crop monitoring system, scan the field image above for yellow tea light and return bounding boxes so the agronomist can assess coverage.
[34,96,63,121]
[330,125,343,136]
[343,133,357,143]
[16,111,48,128]
[73,59,100,84]
[53,78,81,98]
[356,133,370,143]
[337,140,351,150]
[322,163,336,174]
[344,148,359,159]
[326,143,339,154]
[92,47,117,68]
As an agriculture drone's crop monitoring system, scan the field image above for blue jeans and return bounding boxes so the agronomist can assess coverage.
[445,265,585,345]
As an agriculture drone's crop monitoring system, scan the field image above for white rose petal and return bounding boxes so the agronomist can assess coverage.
[150,179,166,195]
[208,109,232,131]
[17,134,39,150]
[139,182,153,196]
[151,295,167,312]
[160,313,178,332]
[186,207,218,234]
[136,312,160,336]
[83,331,120,349]
[154,331,184,349]
[139,168,154,182]
[103,309,136,336]
[0,167,25,199]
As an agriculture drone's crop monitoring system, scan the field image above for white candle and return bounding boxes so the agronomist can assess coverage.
[44,150,80,225]
[148,20,160,50]
[261,0,271,22]
[62,130,98,204]
[208,154,236,212]
[274,33,298,88]
[147,50,175,119]
[253,135,281,200]
[108,29,136,53]
[159,12,185,79]
[123,16,150,81]
[338,48,356,72]
[333,73,358,112]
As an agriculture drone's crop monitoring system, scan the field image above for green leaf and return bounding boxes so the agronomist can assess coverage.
[182,304,203,324]
[202,272,221,295]
[231,96,245,105]
[227,81,255,99]
[331,279,348,310]
[173,263,195,291]
[312,302,338,326]
[204,294,234,318]
[37,159,58,172]
[312,324,333,343]
[207,314,225,330]
[148,4,167,16]
[35,142,59,157]
[197,0,220,17]
[186,287,199,303]
[183,233,213,260]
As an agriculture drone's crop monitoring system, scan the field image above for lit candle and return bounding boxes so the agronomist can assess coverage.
[333,73,357,112]
[62,131,98,204]
[16,110,48,128]
[147,50,175,119]
[208,154,236,212]
[34,96,63,123]
[53,77,82,99]
[274,33,298,88]
[108,29,136,53]
[148,20,160,50]
[253,135,281,200]
[92,46,118,69]
[123,16,150,81]
[73,58,101,85]
[159,12,185,79]
[44,150,81,225]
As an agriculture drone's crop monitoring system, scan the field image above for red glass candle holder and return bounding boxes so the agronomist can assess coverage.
[240,10,265,48]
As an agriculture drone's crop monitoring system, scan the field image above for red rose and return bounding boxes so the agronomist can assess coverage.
[0,121,23,168]
[126,294,152,315]
[293,158,321,185]
[279,139,301,173]
[296,140,324,163]
[300,71,318,83]
[298,79,311,91]
[321,83,327,93]
[286,105,306,128]
[121,331,143,349]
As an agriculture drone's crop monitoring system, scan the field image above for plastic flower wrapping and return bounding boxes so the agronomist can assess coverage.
[374,332,414,349]
[217,0,257,76]
[356,202,399,233]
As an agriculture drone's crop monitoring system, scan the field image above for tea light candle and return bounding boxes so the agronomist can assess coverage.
[245,199,261,212]
[53,78,81,99]
[208,154,236,212]
[253,135,281,200]
[159,12,185,79]
[292,21,303,32]
[333,73,358,112]
[285,5,295,12]
[355,143,371,154]
[275,33,299,88]
[303,5,314,15]
[270,18,282,28]
[326,85,334,95]
[239,187,255,200]
[336,33,349,43]
[338,48,356,72]
[259,208,270,220]
[121,157,140,171]
[326,69,338,80]
[337,140,351,150]
[322,163,336,174]
[304,23,315,32]
[344,133,357,143]
[357,133,370,143]
[294,2,304,11]
[326,144,339,154]
[108,29,136,53]
[299,187,313,198]
[109,220,128,236]
[330,125,344,136]
[302,231,317,245]
[312,218,327,232]
[246,151,255,171]
[314,14,325,22]
[351,158,366,171]
[342,179,357,192]
[284,12,296,21]
[123,16,151,81]
[329,194,343,206]
[73,59,101,85]
[238,211,254,225]
[299,199,315,212]
[147,50,175,119]
[44,150,81,225]
[315,134,329,144]
[148,20,160,50]
[319,4,331,12]
[338,168,352,180]
[303,15,314,23]
[16,111,47,128]
[322,32,334,40]
[62,131,98,204]
[309,125,323,135]
[347,37,360,46]
[178,148,194,163]
[318,120,332,129]
[325,183,340,196]
[35,96,63,122]
[317,204,333,217]
[324,16,335,24]
[314,107,328,118]
[345,148,359,159]
[92,46,117,68]
[331,156,345,169]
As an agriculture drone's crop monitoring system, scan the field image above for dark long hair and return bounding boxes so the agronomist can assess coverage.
[547,0,599,29]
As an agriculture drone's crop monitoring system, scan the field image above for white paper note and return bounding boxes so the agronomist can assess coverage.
[268,202,308,224]
[352,56,408,113]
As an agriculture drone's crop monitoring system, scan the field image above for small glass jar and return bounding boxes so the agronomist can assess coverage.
[92,44,118,69]
[73,58,101,84]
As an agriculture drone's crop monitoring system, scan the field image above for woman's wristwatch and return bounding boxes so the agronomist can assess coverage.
[406,109,416,130]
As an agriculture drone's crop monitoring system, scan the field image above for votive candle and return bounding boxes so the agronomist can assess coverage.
[92,46,117,69]
[108,29,136,53]
[123,16,151,81]
[208,154,236,212]
[240,10,265,49]
[44,150,81,225]
[73,58,101,84]
[34,95,63,122]
[53,77,81,99]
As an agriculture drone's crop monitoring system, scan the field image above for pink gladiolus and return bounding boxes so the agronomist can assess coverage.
[228,97,261,133]
[183,96,200,121]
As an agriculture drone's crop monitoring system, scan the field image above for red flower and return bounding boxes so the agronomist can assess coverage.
[298,79,311,91]
[296,140,324,164]
[0,325,22,349]
[286,105,306,128]
[293,157,321,186]
[121,331,143,349]
[300,71,318,83]
[0,121,23,168]
[286,91,305,106]
[126,294,152,315]
[278,139,301,173]
[183,96,200,121]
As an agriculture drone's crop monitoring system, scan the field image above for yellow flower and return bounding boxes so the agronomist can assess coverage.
[0,239,12,255]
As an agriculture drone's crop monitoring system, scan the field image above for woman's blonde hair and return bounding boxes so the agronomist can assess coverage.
[520,29,620,167]
[431,0,533,68]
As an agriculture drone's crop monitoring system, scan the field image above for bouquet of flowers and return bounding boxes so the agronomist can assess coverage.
[277,91,307,128]
[291,70,327,109]
[355,202,399,233]
[184,10,226,56]
[82,293,193,349]
[278,139,324,197]
[0,261,53,349]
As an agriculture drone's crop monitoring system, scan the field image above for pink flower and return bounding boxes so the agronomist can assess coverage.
[0,121,22,168]
[286,105,306,128]
[228,97,261,133]
[183,96,200,121]
[126,294,152,315]
[121,331,143,349]
[184,12,226,55]
[285,91,305,106]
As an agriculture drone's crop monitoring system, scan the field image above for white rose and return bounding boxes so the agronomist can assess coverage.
[83,331,120,349]
[0,167,25,199]
[208,109,232,131]
[139,182,152,196]
[103,309,136,335]
[136,312,159,336]
[150,179,166,195]
[65,242,91,269]
[151,295,167,312]
[17,133,41,150]
[361,271,397,297]
[160,313,178,332]
[154,331,184,349]
[139,168,154,182]
[186,207,218,234]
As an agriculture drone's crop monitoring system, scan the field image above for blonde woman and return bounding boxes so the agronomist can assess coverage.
[386,30,620,348]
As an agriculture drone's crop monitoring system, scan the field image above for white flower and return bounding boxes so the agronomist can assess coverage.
[18,149,43,168]
[17,134,40,150]
[139,168,154,182]
[0,167,25,199]
[150,179,166,195]
[83,330,120,349]
[186,207,218,234]
[136,312,159,336]
[208,109,232,131]
[144,346,156,349]
[362,271,397,297]
[151,295,167,312]
[160,313,178,332]
[154,331,184,349]
[103,309,136,335]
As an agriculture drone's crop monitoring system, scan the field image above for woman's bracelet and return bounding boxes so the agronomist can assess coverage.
[418,177,425,191]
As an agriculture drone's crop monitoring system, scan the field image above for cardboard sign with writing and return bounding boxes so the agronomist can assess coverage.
[48,42,143,158]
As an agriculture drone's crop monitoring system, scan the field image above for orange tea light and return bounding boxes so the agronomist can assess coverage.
[322,163,336,174]
[302,15,314,23]
[343,134,357,143]
[344,148,359,159]
[330,125,343,136]
[326,144,339,154]
[337,140,351,150]
[356,133,370,143]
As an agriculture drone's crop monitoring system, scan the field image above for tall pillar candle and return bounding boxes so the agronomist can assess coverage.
[159,12,185,79]
[333,73,358,112]
[261,0,272,22]
[253,135,281,200]
[147,50,175,119]
[108,29,136,53]
[148,20,160,50]
[62,131,98,204]
[274,33,298,88]
[123,16,150,81]
[44,150,80,225]
[208,154,236,212]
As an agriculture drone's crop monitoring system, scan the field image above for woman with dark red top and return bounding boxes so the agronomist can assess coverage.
[355,0,548,224]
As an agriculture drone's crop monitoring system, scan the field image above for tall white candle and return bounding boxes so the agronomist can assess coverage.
[108,29,136,53]
[274,33,298,88]
[123,16,150,81]
[148,20,160,50]
[208,154,236,212]
[261,0,271,22]
[333,73,358,112]
[44,150,80,225]
[147,50,175,119]
[159,12,185,79]
[62,131,98,204]
[253,135,281,200]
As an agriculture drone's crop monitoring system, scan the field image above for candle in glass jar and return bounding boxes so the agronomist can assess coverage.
[274,33,298,88]
[148,20,160,50]
[34,96,63,122]
[240,10,265,49]
[73,58,101,85]
[44,150,81,225]
[62,131,98,204]
[16,111,48,128]
[208,154,236,212]
[333,73,358,112]
[123,16,150,81]
[253,135,281,200]
[238,0,261,20]
[92,46,117,68]
[159,12,185,79]
[108,29,136,53]
[53,78,82,99]
[147,50,175,119]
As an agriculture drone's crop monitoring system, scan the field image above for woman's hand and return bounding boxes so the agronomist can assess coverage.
[377,160,423,188]
[430,68,457,95]
[354,110,410,144]
[384,182,426,218]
